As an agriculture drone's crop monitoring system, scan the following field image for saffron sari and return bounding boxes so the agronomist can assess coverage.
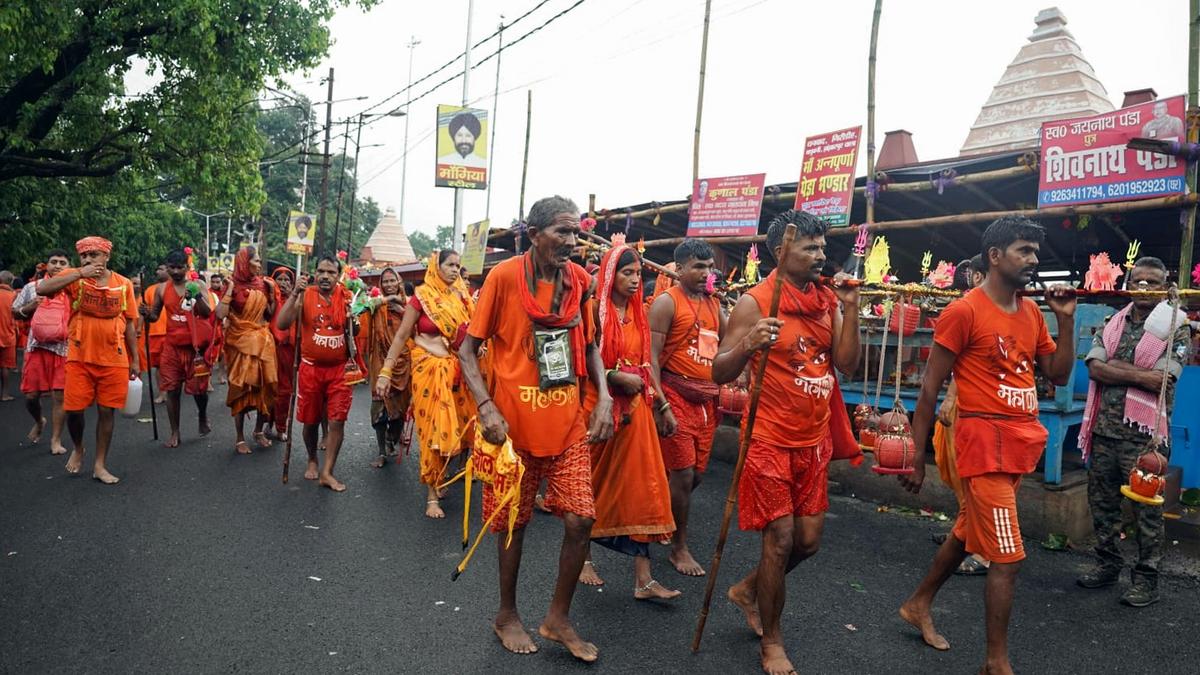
[584,245,675,544]
[223,249,277,416]
[411,253,475,485]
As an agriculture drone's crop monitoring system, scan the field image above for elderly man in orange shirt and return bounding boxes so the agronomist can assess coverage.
[38,237,140,484]
[459,195,614,663]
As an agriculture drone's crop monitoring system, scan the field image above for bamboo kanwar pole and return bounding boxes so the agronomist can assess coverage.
[865,0,882,228]
[692,223,797,653]
[590,163,1038,223]
[634,193,1200,249]
[1177,0,1199,288]
[143,317,158,440]
[315,68,335,261]
[692,0,713,186]
[281,258,304,484]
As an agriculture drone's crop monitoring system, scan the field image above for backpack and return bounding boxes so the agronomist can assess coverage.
[30,292,69,343]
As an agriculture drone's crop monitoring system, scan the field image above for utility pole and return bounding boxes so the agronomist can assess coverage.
[399,36,420,227]
[484,19,504,220]
[316,67,335,261]
[299,103,311,212]
[452,0,476,252]
[346,114,365,255]
[332,117,351,253]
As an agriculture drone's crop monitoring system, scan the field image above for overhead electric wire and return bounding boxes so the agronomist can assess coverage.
[354,0,557,117]
[358,0,590,134]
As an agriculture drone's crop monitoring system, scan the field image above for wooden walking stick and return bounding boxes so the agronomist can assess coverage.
[143,316,159,440]
[281,264,305,484]
[691,222,796,653]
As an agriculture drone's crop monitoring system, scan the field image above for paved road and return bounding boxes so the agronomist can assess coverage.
[2,384,1199,674]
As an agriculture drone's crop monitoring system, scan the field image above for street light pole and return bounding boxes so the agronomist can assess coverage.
[452,0,475,252]
[399,36,420,227]
[332,117,351,252]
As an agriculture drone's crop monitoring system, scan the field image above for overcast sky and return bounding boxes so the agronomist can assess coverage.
[280,0,1190,240]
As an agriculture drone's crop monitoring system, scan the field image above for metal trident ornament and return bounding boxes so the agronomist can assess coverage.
[920,251,932,280]
[852,223,870,280]
[1123,239,1142,290]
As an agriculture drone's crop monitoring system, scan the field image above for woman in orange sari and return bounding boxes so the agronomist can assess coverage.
[581,245,678,599]
[359,267,412,469]
[215,247,278,455]
[375,250,474,518]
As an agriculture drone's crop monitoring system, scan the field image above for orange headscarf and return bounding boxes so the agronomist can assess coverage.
[413,252,475,341]
[231,247,265,312]
[597,245,654,419]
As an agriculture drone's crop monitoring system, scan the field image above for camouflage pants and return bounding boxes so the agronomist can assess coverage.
[1087,434,1167,585]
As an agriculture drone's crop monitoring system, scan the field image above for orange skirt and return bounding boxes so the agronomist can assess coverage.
[410,344,474,485]
[223,323,277,416]
[583,386,675,540]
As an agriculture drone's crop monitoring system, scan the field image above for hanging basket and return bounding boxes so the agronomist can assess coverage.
[888,303,921,336]
[1121,450,1168,506]
[343,359,366,387]
[871,408,916,475]
[858,410,881,449]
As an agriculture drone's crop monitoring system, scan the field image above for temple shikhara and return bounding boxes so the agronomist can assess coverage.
[356,207,417,268]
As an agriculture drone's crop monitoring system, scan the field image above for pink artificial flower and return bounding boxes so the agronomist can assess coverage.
[347,267,360,280]
[187,270,199,281]
[369,286,382,297]
[1193,263,1200,286]
[336,250,348,261]
[183,246,193,255]
[580,217,596,232]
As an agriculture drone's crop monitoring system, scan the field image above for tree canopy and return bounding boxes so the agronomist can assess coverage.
[0,0,376,275]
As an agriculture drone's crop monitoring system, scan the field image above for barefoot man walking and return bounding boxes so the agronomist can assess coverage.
[37,236,140,484]
[140,250,213,447]
[897,216,1076,675]
[458,195,615,662]
[648,238,724,577]
[713,210,860,675]
[276,256,354,492]
[13,249,72,453]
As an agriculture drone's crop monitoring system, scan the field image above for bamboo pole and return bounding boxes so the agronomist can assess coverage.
[1178,0,1200,288]
[591,163,1039,223]
[692,222,797,653]
[518,90,532,221]
[865,0,882,228]
[693,0,713,186]
[634,193,1200,249]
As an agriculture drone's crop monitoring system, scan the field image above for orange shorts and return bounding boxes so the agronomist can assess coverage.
[659,383,717,473]
[21,349,66,393]
[159,342,207,395]
[950,472,1025,563]
[63,361,129,411]
[482,439,595,533]
[296,360,352,425]
[0,344,15,369]
[738,440,831,530]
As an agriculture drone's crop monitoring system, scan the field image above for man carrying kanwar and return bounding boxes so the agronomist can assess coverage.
[276,256,355,492]
[458,195,615,663]
[1076,256,1190,607]
[13,249,74,454]
[648,238,724,577]
[140,250,213,448]
[712,210,860,675]
[143,263,169,404]
[37,236,140,484]
[897,216,1076,675]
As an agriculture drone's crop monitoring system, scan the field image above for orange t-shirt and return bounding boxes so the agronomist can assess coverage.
[935,288,1055,477]
[468,257,591,457]
[660,285,720,380]
[143,286,168,337]
[62,270,139,368]
[0,285,16,348]
[300,286,350,366]
[745,280,835,448]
